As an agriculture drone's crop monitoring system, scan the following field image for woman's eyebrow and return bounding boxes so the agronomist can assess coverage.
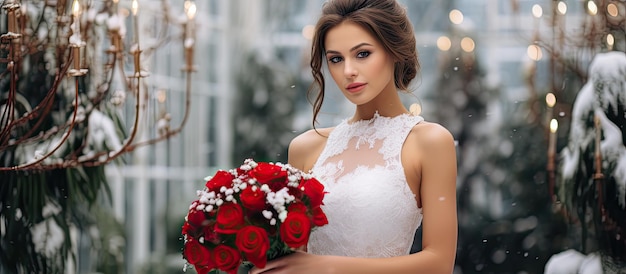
[325,42,373,55]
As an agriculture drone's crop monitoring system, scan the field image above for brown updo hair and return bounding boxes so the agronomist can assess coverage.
[309,0,420,125]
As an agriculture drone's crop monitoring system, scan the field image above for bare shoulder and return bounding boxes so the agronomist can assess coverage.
[288,127,333,171]
[408,121,456,150]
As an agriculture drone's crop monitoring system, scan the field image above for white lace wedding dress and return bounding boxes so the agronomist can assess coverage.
[307,112,424,257]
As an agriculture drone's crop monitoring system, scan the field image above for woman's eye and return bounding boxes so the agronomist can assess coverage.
[356,51,370,58]
[328,56,342,63]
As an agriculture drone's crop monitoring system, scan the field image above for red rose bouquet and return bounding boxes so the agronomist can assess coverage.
[181,159,328,274]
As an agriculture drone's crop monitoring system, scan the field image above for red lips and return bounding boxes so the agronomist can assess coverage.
[346,82,366,93]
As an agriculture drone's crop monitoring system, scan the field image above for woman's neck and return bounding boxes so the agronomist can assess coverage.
[351,93,409,122]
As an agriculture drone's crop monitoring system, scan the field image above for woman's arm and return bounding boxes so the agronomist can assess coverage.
[252,123,458,274]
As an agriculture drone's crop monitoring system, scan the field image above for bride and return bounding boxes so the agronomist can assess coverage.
[251,0,458,273]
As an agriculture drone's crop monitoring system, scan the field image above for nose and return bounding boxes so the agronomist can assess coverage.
[343,59,357,78]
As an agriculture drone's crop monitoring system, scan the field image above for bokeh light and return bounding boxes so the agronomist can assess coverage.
[607,3,619,17]
[587,1,598,15]
[449,9,464,24]
[437,36,452,51]
[532,4,543,18]
[461,37,475,52]
[302,25,315,40]
[557,1,567,15]
[527,45,543,61]
[546,93,556,108]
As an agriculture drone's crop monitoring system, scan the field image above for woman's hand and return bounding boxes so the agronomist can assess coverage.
[249,251,329,274]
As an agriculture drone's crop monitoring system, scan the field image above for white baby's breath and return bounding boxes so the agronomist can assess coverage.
[262,210,273,219]
[278,211,288,222]
[260,184,270,193]
[270,218,277,225]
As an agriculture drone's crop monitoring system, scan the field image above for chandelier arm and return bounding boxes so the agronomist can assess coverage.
[95,75,143,165]
[0,63,17,145]
[0,52,73,152]
[1,75,80,171]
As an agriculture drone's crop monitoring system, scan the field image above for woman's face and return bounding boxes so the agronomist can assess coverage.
[324,21,396,106]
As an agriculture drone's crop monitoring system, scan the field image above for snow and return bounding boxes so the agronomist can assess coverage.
[87,109,123,153]
[544,249,603,274]
[30,216,65,259]
[560,51,626,209]
[615,152,626,208]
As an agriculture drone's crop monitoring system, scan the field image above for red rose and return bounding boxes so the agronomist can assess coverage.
[311,206,329,226]
[280,212,311,248]
[203,222,220,244]
[288,185,304,199]
[206,170,234,191]
[187,205,207,227]
[214,244,241,274]
[183,237,214,268]
[250,163,288,190]
[240,186,267,211]
[287,202,307,214]
[182,222,191,235]
[215,202,245,234]
[182,221,202,237]
[301,178,326,208]
[235,226,270,268]
[194,265,212,274]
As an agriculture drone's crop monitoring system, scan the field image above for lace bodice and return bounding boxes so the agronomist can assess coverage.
[307,112,424,257]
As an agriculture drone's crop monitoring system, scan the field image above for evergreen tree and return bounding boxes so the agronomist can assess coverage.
[429,24,562,273]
